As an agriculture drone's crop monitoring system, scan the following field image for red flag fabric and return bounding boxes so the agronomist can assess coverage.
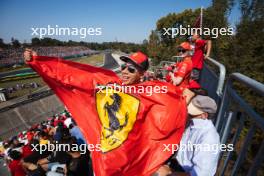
[27,56,187,176]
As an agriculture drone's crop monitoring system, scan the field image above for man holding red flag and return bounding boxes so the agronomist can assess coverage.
[24,49,193,176]
[191,33,212,82]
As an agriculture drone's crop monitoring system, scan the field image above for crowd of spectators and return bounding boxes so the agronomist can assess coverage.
[0,110,93,176]
[0,46,92,67]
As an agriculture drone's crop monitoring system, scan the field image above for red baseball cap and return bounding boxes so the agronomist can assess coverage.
[178,42,192,51]
[120,51,149,71]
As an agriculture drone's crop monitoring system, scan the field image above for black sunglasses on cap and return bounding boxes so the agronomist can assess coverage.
[121,63,137,73]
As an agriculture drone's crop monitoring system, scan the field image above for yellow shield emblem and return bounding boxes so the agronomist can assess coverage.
[96,89,140,152]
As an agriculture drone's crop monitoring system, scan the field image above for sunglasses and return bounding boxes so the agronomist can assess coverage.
[121,63,137,73]
[178,48,187,53]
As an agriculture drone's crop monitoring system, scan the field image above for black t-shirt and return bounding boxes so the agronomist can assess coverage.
[67,153,91,176]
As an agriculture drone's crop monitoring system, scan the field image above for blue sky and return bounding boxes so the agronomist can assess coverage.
[0,0,240,44]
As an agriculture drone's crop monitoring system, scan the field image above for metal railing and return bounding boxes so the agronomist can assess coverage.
[215,73,264,175]
[200,57,226,101]
[205,57,226,96]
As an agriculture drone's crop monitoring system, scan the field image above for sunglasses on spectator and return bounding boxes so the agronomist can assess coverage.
[121,63,137,73]
[178,48,187,53]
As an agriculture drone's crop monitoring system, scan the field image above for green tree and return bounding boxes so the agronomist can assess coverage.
[31,38,41,46]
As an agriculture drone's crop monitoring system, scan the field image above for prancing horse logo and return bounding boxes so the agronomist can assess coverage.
[96,88,139,152]
[104,93,128,138]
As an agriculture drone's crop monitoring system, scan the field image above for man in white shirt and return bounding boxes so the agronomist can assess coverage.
[156,95,220,176]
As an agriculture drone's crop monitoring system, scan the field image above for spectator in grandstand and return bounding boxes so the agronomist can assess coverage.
[53,122,69,142]
[21,141,33,158]
[117,51,151,85]
[169,42,193,89]
[8,150,26,176]
[26,129,35,142]
[176,95,220,175]
[42,136,92,176]
[10,136,24,149]
[156,70,164,80]
[3,141,12,162]
[157,95,220,176]
[165,66,173,83]
[65,140,92,176]
[39,131,49,145]
[23,136,70,175]
[37,150,72,172]
[191,34,212,82]
[64,118,86,145]
[22,139,51,166]
[0,142,4,158]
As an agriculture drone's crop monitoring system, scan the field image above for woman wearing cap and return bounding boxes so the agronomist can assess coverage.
[169,42,193,89]
[190,34,212,82]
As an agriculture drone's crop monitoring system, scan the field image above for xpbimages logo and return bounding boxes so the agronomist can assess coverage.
[31,25,102,39]
[96,83,168,97]
[163,25,234,38]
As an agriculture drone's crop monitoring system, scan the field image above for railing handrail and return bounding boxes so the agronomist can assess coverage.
[216,72,264,132]
[228,72,264,96]
[215,73,264,175]
[215,72,264,131]
[206,57,226,96]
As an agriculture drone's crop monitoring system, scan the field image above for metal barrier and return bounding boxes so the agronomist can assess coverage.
[200,57,226,101]
[215,73,264,175]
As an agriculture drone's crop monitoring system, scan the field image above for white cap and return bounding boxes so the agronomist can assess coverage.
[64,118,73,128]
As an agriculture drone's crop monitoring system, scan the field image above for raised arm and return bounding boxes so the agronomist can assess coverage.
[24,49,120,92]
[205,40,212,59]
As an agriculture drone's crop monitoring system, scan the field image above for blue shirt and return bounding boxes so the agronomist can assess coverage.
[70,126,86,145]
[176,118,220,176]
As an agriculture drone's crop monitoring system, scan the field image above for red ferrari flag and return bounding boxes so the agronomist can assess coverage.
[27,55,187,176]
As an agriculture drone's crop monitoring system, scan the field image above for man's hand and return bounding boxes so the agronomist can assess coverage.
[27,163,38,170]
[153,165,172,176]
[24,48,37,63]
[183,88,195,104]
[205,40,212,59]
